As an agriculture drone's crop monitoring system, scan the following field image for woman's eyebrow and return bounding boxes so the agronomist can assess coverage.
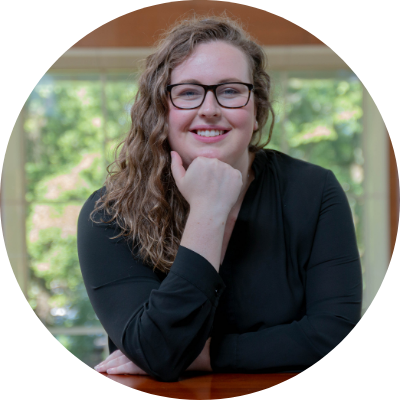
[172,78,244,85]
[216,78,243,83]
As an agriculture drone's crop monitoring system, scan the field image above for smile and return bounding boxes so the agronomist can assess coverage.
[194,129,226,137]
[190,130,229,143]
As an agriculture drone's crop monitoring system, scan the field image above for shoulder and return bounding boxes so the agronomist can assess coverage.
[263,149,329,182]
[77,188,165,284]
[81,187,106,209]
[78,186,112,232]
[77,187,132,267]
[259,149,334,197]
[258,150,344,220]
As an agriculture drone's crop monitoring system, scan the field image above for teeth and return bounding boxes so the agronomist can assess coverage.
[196,130,225,137]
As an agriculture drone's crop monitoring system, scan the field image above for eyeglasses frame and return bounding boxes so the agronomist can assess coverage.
[166,82,254,110]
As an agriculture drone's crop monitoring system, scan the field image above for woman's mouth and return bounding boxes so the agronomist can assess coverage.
[193,129,226,137]
[190,129,230,143]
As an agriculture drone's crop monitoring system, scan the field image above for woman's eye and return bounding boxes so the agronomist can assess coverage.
[176,90,202,98]
[182,91,197,97]
[220,88,240,97]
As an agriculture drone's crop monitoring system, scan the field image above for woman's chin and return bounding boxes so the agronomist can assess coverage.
[183,147,249,168]
[193,148,225,161]
[183,151,226,169]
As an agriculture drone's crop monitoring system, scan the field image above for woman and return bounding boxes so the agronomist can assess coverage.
[77,16,362,382]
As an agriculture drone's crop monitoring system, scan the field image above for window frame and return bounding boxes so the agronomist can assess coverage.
[1,45,388,336]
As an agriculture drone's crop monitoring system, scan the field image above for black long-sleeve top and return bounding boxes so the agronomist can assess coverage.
[77,149,362,382]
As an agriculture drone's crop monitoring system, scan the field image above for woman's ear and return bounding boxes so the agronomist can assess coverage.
[253,120,258,131]
[253,106,258,131]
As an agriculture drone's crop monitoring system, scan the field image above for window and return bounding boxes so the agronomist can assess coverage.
[1,46,388,367]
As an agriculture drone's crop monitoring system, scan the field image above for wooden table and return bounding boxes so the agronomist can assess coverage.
[102,372,298,399]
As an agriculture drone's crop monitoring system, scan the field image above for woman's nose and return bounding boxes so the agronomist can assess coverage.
[198,91,221,117]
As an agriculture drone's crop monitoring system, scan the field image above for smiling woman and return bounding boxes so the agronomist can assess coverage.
[77,16,362,382]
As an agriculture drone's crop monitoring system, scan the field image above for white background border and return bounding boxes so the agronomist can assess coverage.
[1,1,399,398]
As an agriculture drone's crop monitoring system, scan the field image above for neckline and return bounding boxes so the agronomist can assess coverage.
[219,150,267,267]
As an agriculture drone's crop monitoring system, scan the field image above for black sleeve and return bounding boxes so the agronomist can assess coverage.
[77,191,226,381]
[210,170,363,372]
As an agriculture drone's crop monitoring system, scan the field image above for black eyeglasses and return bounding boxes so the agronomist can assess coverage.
[166,82,254,109]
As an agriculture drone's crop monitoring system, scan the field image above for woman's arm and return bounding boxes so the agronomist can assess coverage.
[78,152,242,381]
[210,170,363,372]
[78,198,219,381]
[171,151,243,271]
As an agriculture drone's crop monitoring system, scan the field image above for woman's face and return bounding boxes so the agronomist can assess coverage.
[167,41,257,170]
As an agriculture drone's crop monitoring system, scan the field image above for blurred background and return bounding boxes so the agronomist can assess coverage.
[1,1,398,369]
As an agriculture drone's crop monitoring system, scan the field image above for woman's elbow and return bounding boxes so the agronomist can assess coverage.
[149,364,184,382]
[311,314,359,358]
[122,341,187,382]
[132,353,186,382]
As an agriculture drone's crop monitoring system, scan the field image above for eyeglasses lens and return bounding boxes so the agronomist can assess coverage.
[171,84,249,109]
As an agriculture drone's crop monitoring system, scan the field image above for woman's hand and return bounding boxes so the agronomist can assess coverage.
[171,151,243,218]
[94,350,148,375]
[171,151,242,270]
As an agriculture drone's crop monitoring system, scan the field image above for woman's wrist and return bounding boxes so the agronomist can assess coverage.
[188,205,230,225]
[180,209,227,271]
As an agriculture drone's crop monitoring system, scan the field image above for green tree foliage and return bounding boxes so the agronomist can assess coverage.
[25,74,137,365]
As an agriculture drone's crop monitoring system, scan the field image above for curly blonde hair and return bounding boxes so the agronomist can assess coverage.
[90,15,275,272]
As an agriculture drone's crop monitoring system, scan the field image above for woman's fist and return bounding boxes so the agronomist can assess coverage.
[170,151,243,217]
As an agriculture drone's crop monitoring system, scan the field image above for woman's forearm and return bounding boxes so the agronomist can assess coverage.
[180,208,227,272]
[171,152,243,272]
